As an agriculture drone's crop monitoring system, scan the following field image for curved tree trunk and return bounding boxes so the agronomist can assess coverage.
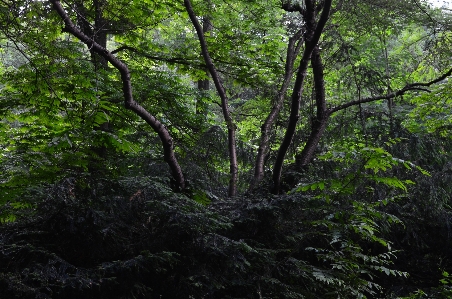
[196,11,212,116]
[50,0,185,191]
[184,0,238,197]
[296,45,330,169]
[249,30,303,191]
[272,0,332,194]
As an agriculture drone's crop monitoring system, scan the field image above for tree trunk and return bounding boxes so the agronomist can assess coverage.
[184,0,238,197]
[272,0,332,194]
[296,45,329,169]
[249,30,303,191]
[196,15,212,115]
[50,0,185,191]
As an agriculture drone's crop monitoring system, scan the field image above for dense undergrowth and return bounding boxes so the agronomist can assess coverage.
[1,136,451,299]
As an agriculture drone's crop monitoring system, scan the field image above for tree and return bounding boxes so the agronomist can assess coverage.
[270,0,333,193]
[184,0,238,196]
[2,0,452,298]
[0,0,450,196]
[49,0,186,190]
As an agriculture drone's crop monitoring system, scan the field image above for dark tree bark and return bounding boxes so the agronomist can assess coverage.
[281,9,452,175]
[249,29,303,191]
[92,0,107,67]
[49,0,185,191]
[296,45,329,169]
[184,0,238,197]
[196,15,212,115]
[272,0,333,194]
[74,0,107,68]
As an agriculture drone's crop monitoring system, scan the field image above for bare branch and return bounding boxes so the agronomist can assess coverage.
[329,66,452,114]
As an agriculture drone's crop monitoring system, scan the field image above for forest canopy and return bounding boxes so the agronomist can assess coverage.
[0,0,452,298]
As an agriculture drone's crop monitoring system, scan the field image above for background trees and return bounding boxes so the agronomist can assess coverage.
[1,0,452,298]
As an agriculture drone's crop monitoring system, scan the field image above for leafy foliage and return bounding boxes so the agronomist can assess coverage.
[0,174,408,299]
[1,0,452,298]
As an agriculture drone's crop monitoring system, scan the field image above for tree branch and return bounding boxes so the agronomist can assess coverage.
[329,66,452,114]
[111,45,202,67]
